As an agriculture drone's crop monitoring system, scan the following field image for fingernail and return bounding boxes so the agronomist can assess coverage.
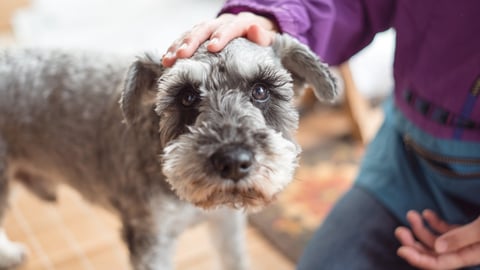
[178,43,188,51]
[163,52,174,59]
[208,38,219,46]
[435,240,448,253]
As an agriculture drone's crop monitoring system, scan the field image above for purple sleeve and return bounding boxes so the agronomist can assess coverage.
[220,0,395,65]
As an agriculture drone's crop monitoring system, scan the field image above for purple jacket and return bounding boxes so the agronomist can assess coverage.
[221,0,480,141]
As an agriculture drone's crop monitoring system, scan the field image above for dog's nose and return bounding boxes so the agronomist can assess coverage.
[210,146,253,181]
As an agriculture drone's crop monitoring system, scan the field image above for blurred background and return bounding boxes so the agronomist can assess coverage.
[3,0,223,53]
[0,1,395,269]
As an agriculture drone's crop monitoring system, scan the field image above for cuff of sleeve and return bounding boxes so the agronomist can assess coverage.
[219,1,308,44]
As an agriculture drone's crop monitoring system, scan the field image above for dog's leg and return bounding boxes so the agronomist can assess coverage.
[122,220,175,270]
[0,139,27,269]
[0,229,26,270]
[14,170,57,202]
[120,201,197,270]
[207,208,248,270]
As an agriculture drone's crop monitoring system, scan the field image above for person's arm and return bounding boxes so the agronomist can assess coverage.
[163,0,395,67]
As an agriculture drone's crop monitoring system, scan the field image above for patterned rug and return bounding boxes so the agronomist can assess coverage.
[249,105,365,262]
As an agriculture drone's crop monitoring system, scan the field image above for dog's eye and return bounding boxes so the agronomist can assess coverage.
[180,90,199,107]
[251,84,270,102]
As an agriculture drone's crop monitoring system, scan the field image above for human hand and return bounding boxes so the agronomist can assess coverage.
[395,209,480,270]
[162,12,278,67]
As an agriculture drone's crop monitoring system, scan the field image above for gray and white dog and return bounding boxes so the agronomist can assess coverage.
[0,34,336,270]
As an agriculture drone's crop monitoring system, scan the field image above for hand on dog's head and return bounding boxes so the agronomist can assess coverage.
[120,34,337,210]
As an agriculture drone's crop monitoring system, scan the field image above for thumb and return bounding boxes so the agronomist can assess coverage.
[435,217,480,253]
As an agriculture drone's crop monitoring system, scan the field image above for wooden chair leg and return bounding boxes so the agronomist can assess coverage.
[339,63,384,145]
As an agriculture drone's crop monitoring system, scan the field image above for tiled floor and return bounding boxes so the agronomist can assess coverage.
[4,184,294,270]
[5,184,129,270]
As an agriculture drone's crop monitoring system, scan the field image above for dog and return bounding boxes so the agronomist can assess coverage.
[0,33,336,270]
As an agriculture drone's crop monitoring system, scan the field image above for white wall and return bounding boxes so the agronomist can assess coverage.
[12,0,223,55]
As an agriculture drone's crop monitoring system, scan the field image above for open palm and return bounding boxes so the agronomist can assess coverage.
[395,210,480,270]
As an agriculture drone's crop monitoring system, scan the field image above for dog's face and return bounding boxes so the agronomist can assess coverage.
[121,34,337,210]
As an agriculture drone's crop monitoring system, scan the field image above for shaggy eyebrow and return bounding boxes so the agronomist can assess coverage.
[252,66,291,88]
[161,72,202,96]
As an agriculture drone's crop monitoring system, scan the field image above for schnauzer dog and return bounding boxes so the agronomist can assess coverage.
[0,33,336,270]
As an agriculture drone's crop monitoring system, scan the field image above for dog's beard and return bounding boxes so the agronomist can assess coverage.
[161,128,299,211]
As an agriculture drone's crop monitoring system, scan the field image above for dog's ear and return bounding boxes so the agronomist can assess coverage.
[121,53,164,124]
[272,33,337,102]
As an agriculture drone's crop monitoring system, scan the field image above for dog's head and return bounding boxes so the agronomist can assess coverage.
[120,33,337,210]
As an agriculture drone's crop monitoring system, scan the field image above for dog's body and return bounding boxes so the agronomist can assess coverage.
[0,49,206,269]
[0,34,336,270]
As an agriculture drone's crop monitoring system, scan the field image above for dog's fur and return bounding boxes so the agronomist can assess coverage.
[0,34,336,270]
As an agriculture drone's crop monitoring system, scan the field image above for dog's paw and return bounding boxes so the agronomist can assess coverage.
[0,232,27,270]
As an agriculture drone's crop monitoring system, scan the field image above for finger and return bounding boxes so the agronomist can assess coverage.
[162,21,217,67]
[396,246,464,270]
[407,210,437,249]
[161,52,176,67]
[395,226,432,254]
[396,227,417,246]
[422,209,456,234]
[402,243,480,270]
[435,217,480,253]
[397,246,444,270]
[206,21,250,52]
[162,49,179,67]
[162,33,188,67]
[176,21,217,58]
[246,24,275,46]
